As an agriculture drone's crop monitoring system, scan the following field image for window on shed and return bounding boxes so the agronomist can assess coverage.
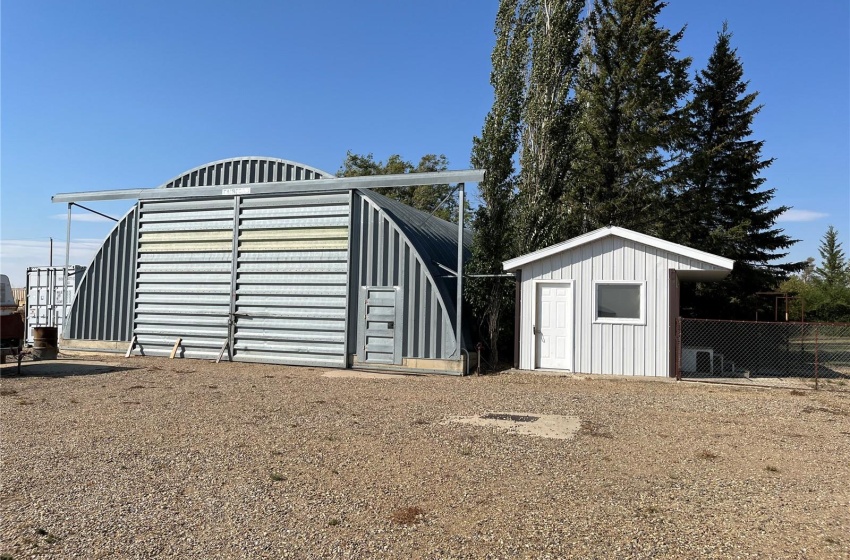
[594,282,644,324]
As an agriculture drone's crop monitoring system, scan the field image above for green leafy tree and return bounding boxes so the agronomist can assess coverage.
[467,0,531,364]
[780,227,850,322]
[337,151,465,223]
[514,0,584,253]
[568,0,691,236]
[672,24,801,318]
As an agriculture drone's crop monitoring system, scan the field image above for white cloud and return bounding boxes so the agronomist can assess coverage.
[50,213,114,223]
[0,238,104,287]
[777,209,829,222]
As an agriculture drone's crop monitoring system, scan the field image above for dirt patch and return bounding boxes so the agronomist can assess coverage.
[1,356,848,559]
[443,412,581,440]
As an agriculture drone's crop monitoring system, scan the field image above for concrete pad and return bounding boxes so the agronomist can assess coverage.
[443,412,581,440]
[321,369,409,380]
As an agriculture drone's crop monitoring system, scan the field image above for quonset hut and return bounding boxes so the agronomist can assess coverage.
[55,157,482,374]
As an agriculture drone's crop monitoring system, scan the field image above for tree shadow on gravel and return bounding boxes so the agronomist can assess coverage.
[0,360,138,378]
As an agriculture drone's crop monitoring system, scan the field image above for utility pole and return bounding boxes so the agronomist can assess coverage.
[49,237,53,266]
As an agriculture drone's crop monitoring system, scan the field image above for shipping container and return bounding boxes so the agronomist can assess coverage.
[25,266,86,344]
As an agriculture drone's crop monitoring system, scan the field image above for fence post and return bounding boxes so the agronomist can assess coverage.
[814,324,819,391]
[676,317,682,381]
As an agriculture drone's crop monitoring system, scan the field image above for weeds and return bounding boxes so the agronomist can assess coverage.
[390,506,424,525]
[270,472,285,482]
[0,389,17,396]
[765,465,779,473]
[580,421,613,439]
[0,553,13,560]
[697,450,719,460]
[411,418,429,426]
[328,518,340,527]
[789,390,806,396]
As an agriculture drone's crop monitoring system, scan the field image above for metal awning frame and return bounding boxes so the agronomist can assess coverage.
[51,169,485,203]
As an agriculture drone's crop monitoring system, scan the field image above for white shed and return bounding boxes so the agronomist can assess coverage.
[503,226,734,377]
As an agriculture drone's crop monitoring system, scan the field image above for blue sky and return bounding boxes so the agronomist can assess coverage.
[1,0,848,287]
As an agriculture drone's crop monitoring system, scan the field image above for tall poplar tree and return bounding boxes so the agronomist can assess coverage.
[514,0,584,253]
[467,0,531,363]
[568,0,690,236]
[672,24,800,318]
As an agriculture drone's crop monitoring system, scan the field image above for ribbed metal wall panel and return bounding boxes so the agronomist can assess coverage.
[349,192,454,360]
[232,193,349,367]
[65,207,137,341]
[161,157,331,189]
[65,157,331,346]
[134,198,235,359]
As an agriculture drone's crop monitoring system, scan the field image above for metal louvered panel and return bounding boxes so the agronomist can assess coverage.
[232,193,350,367]
[65,206,137,341]
[133,198,235,359]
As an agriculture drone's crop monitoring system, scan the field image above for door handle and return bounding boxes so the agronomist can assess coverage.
[533,324,537,335]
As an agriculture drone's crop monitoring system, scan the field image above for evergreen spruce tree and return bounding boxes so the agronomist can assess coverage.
[568,0,691,236]
[814,225,849,287]
[673,23,801,318]
[467,0,531,364]
[514,0,584,253]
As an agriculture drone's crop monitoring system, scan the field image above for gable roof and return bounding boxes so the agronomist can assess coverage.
[503,226,735,272]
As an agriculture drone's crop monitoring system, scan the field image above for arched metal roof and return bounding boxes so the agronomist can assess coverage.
[158,156,333,190]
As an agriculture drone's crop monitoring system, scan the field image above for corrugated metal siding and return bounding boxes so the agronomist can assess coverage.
[519,236,722,376]
[349,192,454,360]
[134,198,235,359]
[65,207,137,341]
[232,193,349,367]
[64,157,331,346]
[162,157,331,188]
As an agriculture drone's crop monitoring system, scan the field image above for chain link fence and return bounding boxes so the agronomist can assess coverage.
[677,319,850,390]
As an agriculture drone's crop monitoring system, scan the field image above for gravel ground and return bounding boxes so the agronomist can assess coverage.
[1,355,848,559]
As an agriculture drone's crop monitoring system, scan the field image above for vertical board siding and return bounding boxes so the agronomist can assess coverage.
[519,236,722,376]
[65,207,137,341]
[348,193,454,360]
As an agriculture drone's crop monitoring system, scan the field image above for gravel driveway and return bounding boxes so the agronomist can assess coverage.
[1,356,848,559]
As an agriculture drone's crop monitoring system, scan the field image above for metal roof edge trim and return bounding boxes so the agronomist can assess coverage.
[52,169,486,203]
[503,226,735,272]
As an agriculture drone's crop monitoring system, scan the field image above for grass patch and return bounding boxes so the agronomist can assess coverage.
[411,418,429,426]
[1,553,14,560]
[765,465,779,473]
[789,390,807,396]
[328,518,340,527]
[390,506,425,525]
[270,472,285,482]
[697,450,719,460]
[0,389,18,396]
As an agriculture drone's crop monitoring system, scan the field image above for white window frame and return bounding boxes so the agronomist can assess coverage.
[592,280,646,325]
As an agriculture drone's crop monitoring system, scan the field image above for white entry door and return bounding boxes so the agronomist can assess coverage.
[535,283,572,370]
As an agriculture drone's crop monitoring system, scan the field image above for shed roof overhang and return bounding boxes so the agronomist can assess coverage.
[52,169,486,203]
[502,226,734,280]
